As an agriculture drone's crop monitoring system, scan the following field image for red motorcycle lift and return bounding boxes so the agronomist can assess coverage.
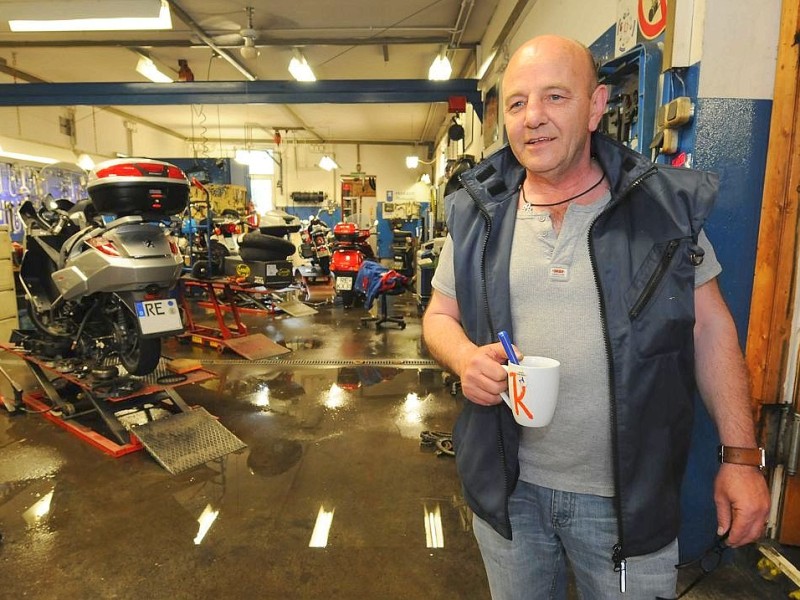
[0,342,245,473]
[179,277,292,360]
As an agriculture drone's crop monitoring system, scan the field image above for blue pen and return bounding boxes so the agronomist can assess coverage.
[497,330,519,365]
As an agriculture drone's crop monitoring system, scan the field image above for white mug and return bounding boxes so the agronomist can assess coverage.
[500,356,560,427]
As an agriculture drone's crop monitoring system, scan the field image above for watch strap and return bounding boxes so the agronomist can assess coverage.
[718,445,766,470]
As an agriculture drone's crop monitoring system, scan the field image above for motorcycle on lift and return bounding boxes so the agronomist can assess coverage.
[330,221,376,307]
[18,158,189,376]
[294,211,335,301]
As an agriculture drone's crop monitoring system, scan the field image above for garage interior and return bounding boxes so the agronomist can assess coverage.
[0,1,799,598]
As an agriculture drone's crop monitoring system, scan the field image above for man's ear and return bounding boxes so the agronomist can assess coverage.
[588,84,609,132]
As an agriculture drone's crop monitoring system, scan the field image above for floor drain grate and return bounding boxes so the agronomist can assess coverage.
[192,357,439,369]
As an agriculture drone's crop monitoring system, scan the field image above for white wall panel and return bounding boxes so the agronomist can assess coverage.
[510,0,617,53]
[698,0,781,99]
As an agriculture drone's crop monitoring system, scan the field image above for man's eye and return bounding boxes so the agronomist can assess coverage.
[508,101,525,112]
[548,94,564,101]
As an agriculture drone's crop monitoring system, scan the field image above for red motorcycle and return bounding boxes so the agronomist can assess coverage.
[330,221,375,307]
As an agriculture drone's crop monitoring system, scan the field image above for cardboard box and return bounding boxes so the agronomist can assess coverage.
[224,256,293,288]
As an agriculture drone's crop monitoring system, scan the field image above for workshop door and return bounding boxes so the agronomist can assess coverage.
[745,0,800,546]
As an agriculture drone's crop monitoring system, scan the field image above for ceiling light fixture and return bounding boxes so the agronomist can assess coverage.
[76,153,96,171]
[135,56,173,83]
[288,50,316,82]
[318,155,339,171]
[428,48,452,81]
[7,0,172,32]
[239,6,259,60]
[405,155,436,169]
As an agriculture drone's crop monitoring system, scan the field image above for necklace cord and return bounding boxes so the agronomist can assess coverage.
[520,171,606,208]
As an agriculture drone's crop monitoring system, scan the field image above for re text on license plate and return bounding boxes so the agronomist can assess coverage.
[135,299,183,335]
[335,276,353,291]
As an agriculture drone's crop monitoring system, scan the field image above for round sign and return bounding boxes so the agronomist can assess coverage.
[236,263,251,277]
[638,0,668,39]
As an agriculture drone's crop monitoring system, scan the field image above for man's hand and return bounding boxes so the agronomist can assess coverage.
[457,341,519,406]
[423,290,521,405]
[714,464,770,546]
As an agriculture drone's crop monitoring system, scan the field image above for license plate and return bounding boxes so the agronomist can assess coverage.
[335,276,353,291]
[135,299,183,335]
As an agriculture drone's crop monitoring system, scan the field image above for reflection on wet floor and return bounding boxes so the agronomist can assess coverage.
[0,296,487,598]
[0,295,793,599]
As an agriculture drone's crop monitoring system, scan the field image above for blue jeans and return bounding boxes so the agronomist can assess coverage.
[472,480,678,599]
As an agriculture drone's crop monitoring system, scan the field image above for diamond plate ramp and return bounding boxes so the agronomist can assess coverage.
[225,333,291,360]
[131,408,246,474]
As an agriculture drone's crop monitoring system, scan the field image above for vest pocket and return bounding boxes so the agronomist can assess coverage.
[625,238,695,357]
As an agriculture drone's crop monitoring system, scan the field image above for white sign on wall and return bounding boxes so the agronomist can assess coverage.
[616,0,637,56]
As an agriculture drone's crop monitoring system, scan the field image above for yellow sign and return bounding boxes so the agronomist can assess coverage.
[236,263,251,277]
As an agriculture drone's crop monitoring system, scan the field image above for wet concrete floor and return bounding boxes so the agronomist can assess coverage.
[0,292,795,598]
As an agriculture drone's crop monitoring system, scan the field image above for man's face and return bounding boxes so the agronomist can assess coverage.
[502,40,606,180]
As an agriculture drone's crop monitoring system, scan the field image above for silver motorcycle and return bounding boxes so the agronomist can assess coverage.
[18,158,190,375]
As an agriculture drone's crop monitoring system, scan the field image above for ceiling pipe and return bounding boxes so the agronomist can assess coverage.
[0,38,477,49]
[165,0,257,81]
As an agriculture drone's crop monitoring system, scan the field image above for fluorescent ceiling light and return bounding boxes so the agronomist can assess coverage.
[288,53,316,82]
[7,0,172,32]
[136,56,173,83]
[428,52,452,81]
[0,144,58,164]
[318,155,339,171]
[76,153,95,171]
[405,156,420,169]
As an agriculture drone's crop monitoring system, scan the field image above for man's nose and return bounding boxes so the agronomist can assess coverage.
[524,98,546,128]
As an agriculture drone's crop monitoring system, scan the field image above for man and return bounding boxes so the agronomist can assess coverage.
[422,35,770,599]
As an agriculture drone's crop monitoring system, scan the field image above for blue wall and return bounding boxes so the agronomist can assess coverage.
[593,28,772,559]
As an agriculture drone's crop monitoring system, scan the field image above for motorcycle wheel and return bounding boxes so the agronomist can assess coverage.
[209,240,229,273]
[114,307,161,375]
[339,290,354,308]
[191,259,211,279]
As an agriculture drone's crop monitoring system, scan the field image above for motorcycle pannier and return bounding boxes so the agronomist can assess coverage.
[87,158,190,217]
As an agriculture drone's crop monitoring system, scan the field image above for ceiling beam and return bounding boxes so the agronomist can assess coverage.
[0,79,483,120]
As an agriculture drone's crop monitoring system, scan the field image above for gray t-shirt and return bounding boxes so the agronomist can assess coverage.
[431,193,721,495]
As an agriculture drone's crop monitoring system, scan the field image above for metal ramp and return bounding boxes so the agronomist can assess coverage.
[131,406,246,474]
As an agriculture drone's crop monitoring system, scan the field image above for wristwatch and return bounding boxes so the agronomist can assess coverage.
[718,445,766,470]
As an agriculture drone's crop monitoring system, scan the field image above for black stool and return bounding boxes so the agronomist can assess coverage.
[361,290,406,329]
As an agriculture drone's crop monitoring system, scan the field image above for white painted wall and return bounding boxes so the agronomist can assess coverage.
[0,102,185,167]
[697,0,781,99]
[278,141,429,211]
[509,0,616,52]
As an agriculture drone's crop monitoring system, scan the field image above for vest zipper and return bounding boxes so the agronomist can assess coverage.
[628,239,680,320]
[588,166,656,593]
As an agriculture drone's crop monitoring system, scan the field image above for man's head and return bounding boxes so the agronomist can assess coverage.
[501,35,607,182]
